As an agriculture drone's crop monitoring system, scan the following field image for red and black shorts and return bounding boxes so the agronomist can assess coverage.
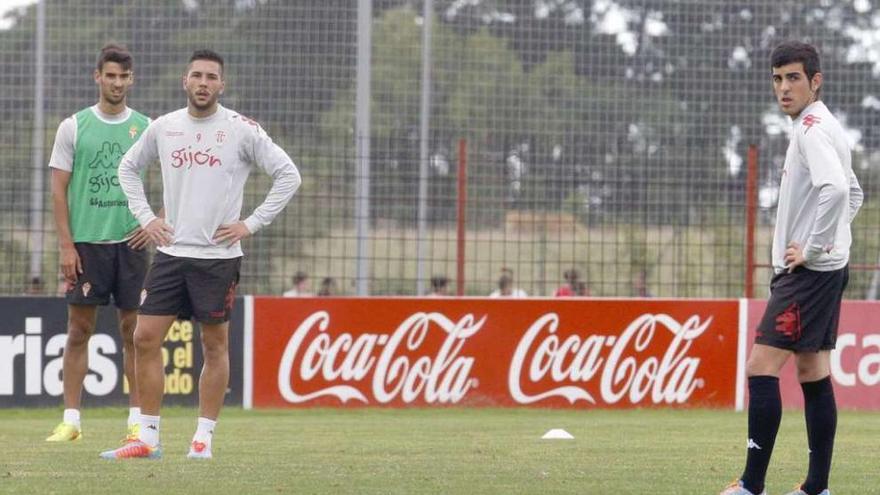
[139,252,241,324]
[65,242,149,310]
[755,265,848,352]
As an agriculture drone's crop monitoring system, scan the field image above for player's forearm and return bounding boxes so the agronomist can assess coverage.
[118,157,157,227]
[848,173,864,222]
[805,181,847,260]
[243,164,301,233]
[50,172,74,247]
[52,197,74,248]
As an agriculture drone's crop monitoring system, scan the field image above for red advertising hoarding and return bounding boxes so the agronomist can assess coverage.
[250,298,739,409]
[747,300,880,410]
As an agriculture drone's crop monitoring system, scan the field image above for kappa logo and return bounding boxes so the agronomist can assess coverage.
[82,282,92,297]
[802,114,821,134]
[129,125,139,139]
[87,142,124,169]
[747,438,762,450]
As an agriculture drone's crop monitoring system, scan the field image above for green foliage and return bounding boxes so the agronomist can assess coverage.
[0,231,32,294]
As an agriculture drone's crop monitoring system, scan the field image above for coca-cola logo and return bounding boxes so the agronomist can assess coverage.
[831,333,880,386]
[509,313,711,405]
[277,312,485,404]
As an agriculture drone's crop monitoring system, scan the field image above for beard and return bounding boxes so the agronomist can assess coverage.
[188,91,219,111]
[102,91,125,105]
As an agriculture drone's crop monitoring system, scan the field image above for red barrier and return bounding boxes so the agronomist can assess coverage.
[746,300,880,410]
[251,298,740,408]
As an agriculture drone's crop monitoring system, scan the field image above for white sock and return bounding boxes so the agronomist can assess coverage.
[128,407,141,428]
[139,414,160,447]
[192,417,216,448]
[63,409,81,428]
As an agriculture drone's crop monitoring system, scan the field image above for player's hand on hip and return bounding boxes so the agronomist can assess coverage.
[145,218,174,247]
[213,222,251,246]
[127,227,152,250]
[59,244,82,283]
[784,241,805,273]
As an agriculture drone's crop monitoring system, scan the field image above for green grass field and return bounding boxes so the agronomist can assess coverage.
[0,407,876,494]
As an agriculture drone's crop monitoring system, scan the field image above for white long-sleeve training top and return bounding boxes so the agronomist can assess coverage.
[118,105,301,259]
[773,100,863,273]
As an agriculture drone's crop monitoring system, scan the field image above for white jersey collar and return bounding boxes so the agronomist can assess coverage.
[89,104,131,124]
[186,104,225,122]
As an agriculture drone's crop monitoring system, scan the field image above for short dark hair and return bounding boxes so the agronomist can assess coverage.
[430,275,448,291]
[770,41,821,80]
[318,277,337,296]
[96,44,133,72]
[292,271,308,285]
[189,49,224,75]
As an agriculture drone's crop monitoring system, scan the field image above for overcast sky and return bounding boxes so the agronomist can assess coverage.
[0,0,36,30]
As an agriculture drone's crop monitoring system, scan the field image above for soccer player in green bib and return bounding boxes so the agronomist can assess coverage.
[46,44,151,443]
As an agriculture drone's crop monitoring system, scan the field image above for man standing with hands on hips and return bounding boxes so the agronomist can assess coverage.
[101,49,301,460]
[721,41,862,495]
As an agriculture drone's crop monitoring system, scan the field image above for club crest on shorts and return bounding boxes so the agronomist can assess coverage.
[82,282,92,297]
[775,302,802,341]
[140,289,148,306]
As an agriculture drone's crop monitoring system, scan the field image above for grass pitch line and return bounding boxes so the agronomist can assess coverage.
[541,428,574,439]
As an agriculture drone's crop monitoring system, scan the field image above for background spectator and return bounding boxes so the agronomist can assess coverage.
[427,275,449,297]
[554,268,590,297]
[283,270,312,297]
[633,268,653,298]
[317,277,338,296]
[489,267,527,298]
[24,276,44,295]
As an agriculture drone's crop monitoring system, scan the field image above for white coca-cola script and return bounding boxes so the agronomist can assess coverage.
[508,313,712,405]
[277,312,485,404]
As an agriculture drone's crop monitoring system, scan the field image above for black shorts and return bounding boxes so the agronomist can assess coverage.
[65,242,149,310]
[139,252,241,324]
[755,265,848,352]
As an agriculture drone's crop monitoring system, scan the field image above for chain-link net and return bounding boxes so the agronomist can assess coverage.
[1,0,878,298]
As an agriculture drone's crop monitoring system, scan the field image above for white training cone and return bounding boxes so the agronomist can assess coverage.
[541,428,574,440]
